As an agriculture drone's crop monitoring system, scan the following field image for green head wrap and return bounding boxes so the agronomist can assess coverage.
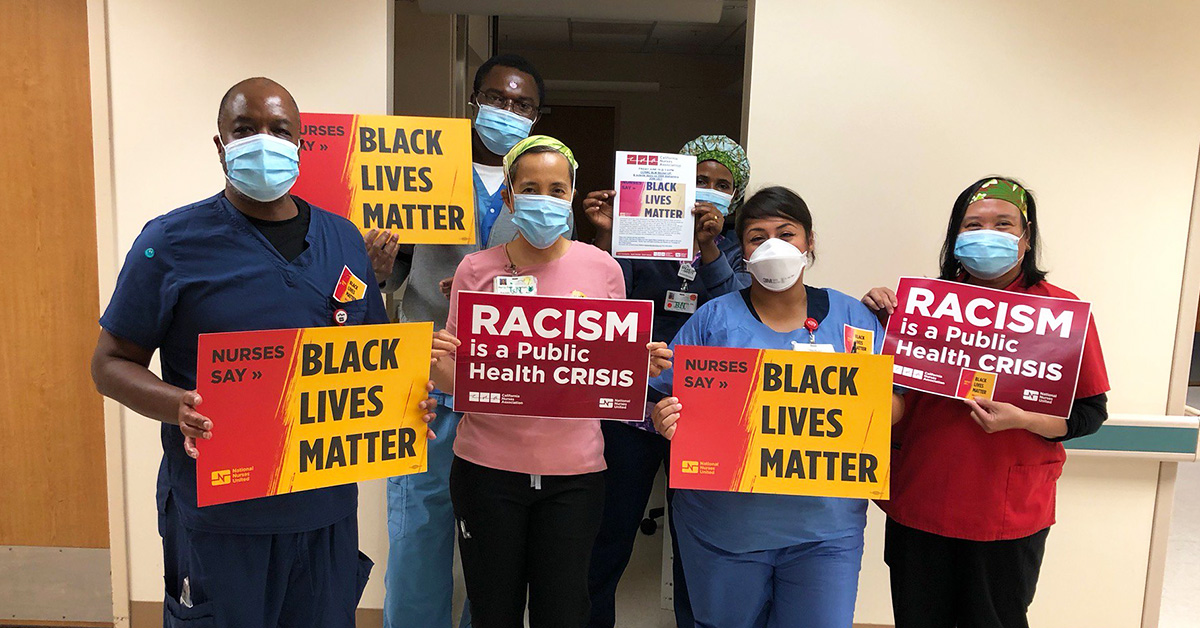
[503,135,579,184]
[679,134,751,203]
[969,178,1028,218]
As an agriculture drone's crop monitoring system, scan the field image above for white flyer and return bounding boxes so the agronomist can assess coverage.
[611,151,696,260]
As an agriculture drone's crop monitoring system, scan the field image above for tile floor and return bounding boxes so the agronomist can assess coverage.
[1159,388,1200,627]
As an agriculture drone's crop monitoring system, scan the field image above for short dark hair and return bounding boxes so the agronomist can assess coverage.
[473,54,545,106]
[736,185,814,246]
[509,145,575,186]
[938,176,1047,287]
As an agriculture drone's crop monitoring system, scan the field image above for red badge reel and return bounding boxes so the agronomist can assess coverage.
[804,317,819,343]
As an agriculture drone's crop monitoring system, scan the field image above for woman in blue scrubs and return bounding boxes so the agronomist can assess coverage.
[650,186,905,628]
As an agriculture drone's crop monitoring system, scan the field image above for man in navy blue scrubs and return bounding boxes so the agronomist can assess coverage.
[91,77,433,627]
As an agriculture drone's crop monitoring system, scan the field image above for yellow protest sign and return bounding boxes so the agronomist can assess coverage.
[670,345,893,499]
[293,113,476,244]
[195,323,433,506]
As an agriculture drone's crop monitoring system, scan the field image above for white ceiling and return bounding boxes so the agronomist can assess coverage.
[497,1,747,56]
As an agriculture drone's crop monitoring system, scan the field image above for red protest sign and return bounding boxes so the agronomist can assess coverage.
[882,277,1091,418]
[452,291,654,420]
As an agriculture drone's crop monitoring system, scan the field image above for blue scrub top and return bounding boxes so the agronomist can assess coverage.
[473,167,506,246]
[100,192,388,534]
[651,285,885,553]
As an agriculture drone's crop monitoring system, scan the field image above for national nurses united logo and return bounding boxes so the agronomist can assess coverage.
[680,460,718,475]
[210,467,251,486]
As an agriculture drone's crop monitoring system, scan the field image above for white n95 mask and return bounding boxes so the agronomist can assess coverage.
[745,238,808,292]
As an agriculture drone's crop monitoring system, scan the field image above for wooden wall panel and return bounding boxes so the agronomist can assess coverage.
[0,0,109,549]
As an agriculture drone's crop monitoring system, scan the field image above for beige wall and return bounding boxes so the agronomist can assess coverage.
[100,0,393,607]
[745,1,1200,625]
[394,0,457,117]
[746,0,1200,416]
[513,48,744,153]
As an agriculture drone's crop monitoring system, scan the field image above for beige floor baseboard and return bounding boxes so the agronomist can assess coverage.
[129,601,891,628]
[129,602,382,628]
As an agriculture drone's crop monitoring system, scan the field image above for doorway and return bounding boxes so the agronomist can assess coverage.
[497,2,749,244]
[493,6,750,627]
[534,103,619,243]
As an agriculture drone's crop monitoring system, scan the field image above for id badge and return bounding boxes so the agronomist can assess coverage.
[790,340,836,353]
[677,262,697,281]
[665,290,698,314]
[494,275,537,295]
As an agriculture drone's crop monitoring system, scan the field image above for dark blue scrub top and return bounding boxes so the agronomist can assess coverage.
[100,192,388,534]
[619,232,749,344]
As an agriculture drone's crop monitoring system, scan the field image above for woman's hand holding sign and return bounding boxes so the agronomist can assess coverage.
[693,202,725,264]
[861,286,898,324]
[963,396,1066,439]
[432,329,461,362]
[430,329,460,396]
[652,396,683,440]
[647,342,673,378]
[583,190,615,232]
[180,390,211,459]
[419,380,440,440]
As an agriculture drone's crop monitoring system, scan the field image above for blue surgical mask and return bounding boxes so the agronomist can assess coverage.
[222,134,300,202]
[695,187,734,216]
[512,194,572,249]
[954,230,1022,280]
[474,104,534,156]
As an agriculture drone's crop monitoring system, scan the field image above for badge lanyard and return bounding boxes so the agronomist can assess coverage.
[678,234,722,292]
[677,260,697,292]
[495,242,538,295]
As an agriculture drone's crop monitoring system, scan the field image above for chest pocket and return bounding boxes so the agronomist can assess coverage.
[329,296,370,326]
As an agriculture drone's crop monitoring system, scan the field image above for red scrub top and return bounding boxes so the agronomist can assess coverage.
[880,278,1110,542]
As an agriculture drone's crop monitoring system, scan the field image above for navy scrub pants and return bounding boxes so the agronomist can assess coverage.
[674,517,865,628]
[587,420,693,627]
[160,494,372,628]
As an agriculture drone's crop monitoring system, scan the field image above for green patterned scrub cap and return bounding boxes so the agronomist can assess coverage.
[503,135,578,181]
[969,178,1028,218]
[680,134,751,202]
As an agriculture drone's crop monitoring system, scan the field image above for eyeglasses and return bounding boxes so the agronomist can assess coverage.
[474,91,539,119]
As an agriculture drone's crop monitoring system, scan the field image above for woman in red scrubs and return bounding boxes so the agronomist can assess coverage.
[862,176,1110,628]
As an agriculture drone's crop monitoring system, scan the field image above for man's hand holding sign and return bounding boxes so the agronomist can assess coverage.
[193,323,439,506]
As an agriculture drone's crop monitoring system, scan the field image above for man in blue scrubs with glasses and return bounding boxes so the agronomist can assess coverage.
[91,77,437,628]
[370,54,561,628]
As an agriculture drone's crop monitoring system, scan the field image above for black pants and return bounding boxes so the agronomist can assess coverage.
[885,518,1049,628]
[587,421,693,628]
[450,456,605,628]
